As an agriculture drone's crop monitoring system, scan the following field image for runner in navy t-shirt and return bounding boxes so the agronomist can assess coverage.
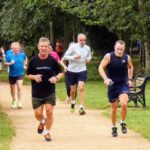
[99,40,133,137]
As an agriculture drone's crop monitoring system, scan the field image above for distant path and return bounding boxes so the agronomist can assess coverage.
[0,82,150,150]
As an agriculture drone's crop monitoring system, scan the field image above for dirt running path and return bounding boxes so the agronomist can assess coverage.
[0,82,150,150]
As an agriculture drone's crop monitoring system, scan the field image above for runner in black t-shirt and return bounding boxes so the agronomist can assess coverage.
[27,37,63,142]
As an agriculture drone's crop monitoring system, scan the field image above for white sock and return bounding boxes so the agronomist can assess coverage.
[71,100,76,104]
[80,105,83,109]
[43,129,50,135]
[41,118,46,124]
[120,120,125,124]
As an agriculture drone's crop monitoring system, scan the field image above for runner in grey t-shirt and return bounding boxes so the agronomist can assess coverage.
[62,33,92,115]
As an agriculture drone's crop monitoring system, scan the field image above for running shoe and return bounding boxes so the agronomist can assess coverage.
[120,122,127,134]
[18,101,23,109]
[79,108,86,115]
[44,133,51,142]
[112,127,118,137]
[70,103,75,113]
[37,119,46,134]
[11,100,17,108]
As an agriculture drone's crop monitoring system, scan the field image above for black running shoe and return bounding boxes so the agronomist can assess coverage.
[112,127,118,137]
[37,118,46,134]
[79,108,86,115]
[70,103,75,113]
[120,122,127,134]
[37,123,45,134]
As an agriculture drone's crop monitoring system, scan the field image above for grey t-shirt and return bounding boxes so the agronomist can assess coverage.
[63,43,91,72]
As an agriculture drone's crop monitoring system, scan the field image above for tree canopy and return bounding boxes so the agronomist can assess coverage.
[0,0,150,70]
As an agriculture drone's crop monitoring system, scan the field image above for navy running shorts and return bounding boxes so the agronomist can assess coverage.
[107,82,129,103]
[67,71,87,85]
[9,75,23,84]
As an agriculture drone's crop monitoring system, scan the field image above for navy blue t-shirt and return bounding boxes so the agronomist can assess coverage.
[106,52,128,83]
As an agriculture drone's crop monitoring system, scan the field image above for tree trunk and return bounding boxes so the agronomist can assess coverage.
[140,41,145,68]
[117,31,130,54]
[64,17,70,50]
[144,41,150,72]
[49,21,54,46]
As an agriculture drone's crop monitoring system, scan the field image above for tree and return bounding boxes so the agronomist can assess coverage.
[58,0,150,71]
[0,0,61,44]
[0,0,149,71]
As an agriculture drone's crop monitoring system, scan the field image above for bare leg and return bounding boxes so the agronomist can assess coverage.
[110,101,118,126]
[45,104,54,130]
[10,83,18,108]
[10,83,17,101]
[70,85,77,112]
[119,93,128,134]
[78,81,85,106]
[16,79,23,102]
[70,85,77,101]
[34,105,45,122]
[119,93,128,121]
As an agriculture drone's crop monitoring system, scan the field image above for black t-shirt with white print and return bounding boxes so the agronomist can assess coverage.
[27,54,62,98]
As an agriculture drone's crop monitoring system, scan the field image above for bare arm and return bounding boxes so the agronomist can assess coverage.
[4,60,15,66]
[98,53,110,80]
[59,58,68,72]
[127,55,134,87]
[98,53,112,86]
[128,55,133,80]
[24,57,28,70]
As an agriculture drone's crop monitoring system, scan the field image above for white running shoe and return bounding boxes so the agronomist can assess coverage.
[18,101,23,108]
[11,100,17,108]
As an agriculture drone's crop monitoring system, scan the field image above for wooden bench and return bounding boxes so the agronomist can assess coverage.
[128,74,150,107]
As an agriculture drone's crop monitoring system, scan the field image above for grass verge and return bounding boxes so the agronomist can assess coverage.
[0,106,15,150]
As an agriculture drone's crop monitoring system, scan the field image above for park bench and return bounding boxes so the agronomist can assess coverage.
[128,74,150,107]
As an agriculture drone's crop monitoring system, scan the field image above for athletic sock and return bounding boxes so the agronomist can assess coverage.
[120,120,125,124]
[43,129,50,135]
[41,118,46,124]
[71,100,76,104]
[79,105,83,109]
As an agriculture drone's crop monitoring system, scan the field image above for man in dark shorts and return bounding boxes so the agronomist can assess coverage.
[4,42,27,109]
[27,37,63,142]
[99,40,133,137]
[62,33,91,115]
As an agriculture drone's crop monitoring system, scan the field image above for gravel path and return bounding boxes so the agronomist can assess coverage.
[0,82,150,150]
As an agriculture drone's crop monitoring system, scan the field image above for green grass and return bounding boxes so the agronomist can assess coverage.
[127,108,150,140]
[56,80,150,141]
[0,107,15,150]
[56,81,108,109]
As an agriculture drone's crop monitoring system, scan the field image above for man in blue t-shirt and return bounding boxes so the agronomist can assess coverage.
[99,40,133,137]
[4,42,27,109]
